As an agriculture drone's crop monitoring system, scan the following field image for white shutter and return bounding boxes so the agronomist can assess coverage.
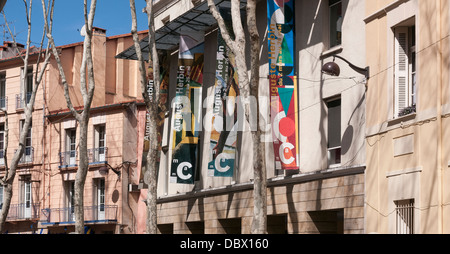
[394,27,409,117]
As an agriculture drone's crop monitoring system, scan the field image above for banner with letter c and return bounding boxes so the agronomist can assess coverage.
[170,31,205,184]
[208,8,239,178]
[268,0,299,170]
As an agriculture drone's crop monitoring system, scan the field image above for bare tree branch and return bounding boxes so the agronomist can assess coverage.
[208,0,267,234]
[129,0,161,234]
[0,0,53,232]
[43,0,97,234]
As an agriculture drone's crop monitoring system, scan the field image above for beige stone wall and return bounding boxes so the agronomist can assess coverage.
[156,173,364,234]
[365,0,450,234]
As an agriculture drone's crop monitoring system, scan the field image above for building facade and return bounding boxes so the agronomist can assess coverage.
[118,0,367,234]
[0,27,150,234]
[9,0,450,235]
[0,43,46,233]
[365,0,450,234]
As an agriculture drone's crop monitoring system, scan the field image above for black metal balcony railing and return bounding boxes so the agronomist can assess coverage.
[16,93,32,110]
[59,150,77,168]
[40,205,118,224]
[88,147,108,165]
[59,147,109,168]
[4,203,40,221]
[14,147,34,164]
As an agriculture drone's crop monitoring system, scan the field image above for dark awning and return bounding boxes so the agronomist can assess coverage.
[115,0,246,60]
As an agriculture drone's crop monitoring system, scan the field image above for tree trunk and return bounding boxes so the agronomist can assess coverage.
[74,118,90,233]
[208,0,267,234]
[146,120,158,233]
[129,0,161,234]
[0,184,12,231]
[246,0,266,234]
[45,0,97,234]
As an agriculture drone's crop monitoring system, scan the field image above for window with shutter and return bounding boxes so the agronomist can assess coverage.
[394,27,409,117]
[394,22,417,118]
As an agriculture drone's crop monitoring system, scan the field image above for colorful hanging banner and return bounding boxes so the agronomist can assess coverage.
[268,0,299,170]
[170,31,204,184]
[208,8,239,178]
[139,52,170,185]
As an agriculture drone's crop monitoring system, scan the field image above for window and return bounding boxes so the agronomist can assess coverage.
[394,21,416,117]
[66,181,75,221]
[95,178,105,220]
[93,125,106,163]
[25,68,33,104]
[20,120,32,163]
[0,124,4,165]
[327,98,341,167]
[329,0,342,48]
[0,185,3,211]
[21,175,32,219]
[65,128,76,166]
[308,209,344,234]
[0,73,6,110]
[395,199,414,234]
[17,67,33,109]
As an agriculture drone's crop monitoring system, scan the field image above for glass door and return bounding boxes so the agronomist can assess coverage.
[97,179,105,220]
[23,180,32,218]
[66,129,76,165]
[94,125,105,162]
[0,73,6,109]
[67,181,75,222]
[0,124,4,166]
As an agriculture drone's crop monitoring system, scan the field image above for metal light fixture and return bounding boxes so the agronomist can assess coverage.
[322,55,370,80]
[322,61,341,76]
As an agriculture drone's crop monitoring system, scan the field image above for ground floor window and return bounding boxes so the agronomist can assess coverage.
[308,209,344,234]
[395,199,414,234]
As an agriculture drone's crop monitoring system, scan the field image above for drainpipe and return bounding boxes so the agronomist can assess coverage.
[42,66,46,215]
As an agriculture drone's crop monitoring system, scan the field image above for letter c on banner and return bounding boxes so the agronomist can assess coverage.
[177,162,193,180]
[273,111,287,142]
[279,142,294,164]
[215,153,232,173]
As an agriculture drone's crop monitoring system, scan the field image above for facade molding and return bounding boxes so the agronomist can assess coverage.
[364,0,410,24]
[156,165,366,204]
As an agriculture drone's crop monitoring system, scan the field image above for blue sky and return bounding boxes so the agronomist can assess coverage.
[2,0,148,47]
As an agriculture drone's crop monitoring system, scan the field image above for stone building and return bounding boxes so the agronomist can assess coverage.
[365,0,450,234]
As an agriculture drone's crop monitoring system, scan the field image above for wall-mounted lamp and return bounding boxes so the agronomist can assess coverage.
[322,55,370,81]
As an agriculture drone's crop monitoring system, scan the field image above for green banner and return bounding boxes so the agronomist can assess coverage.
[170,31,204,184]
[208,8,239,178]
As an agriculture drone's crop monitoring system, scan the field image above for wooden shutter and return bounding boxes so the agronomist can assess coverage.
[394,27,409,116]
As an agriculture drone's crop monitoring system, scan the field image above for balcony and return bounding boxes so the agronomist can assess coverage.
[40,205,118,225]
[4,203,40,221]
[59,148,109,169]
[14,147,34,165]
[88,147,108,165]
[16,93,31,110]
[59,150,77,169]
